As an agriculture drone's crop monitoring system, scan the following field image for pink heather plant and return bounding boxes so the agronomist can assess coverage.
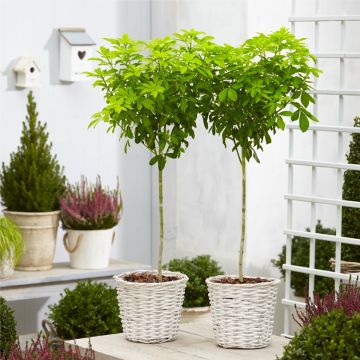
[295,280,360,327]
[2,335,95,360]
[60,176,122,230]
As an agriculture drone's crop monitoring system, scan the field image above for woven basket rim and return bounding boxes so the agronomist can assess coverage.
[206,275,280,287]
[114,270,188,285]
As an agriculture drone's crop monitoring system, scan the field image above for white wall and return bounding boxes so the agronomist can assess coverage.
[0,0,153,333]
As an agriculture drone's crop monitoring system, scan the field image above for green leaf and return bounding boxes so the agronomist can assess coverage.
[218,89,228,101]
[228,88,238,102]
[291,110,300,121]
[149,156,159,166]
[277,117,286,130]
[301,92,310,107]
[299,113,309,132]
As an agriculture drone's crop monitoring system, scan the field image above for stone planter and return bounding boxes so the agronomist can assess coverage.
[114,270,188,343]
[63,228,115,269]
[4,210,60,271]
[206,275,280,349]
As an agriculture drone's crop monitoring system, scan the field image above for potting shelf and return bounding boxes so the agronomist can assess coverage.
[69,314,289,360]
[0,259,149,301]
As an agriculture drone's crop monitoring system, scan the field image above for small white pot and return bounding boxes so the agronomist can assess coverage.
[114,270,188,343]
[206,275,280,349]
[63,228,115,269]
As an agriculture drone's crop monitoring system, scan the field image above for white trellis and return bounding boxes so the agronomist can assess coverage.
[283,0,360,336]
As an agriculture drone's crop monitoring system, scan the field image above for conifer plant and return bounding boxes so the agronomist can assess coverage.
[0,91,66,212]
[0,92,66,270]
[342,116,360,261]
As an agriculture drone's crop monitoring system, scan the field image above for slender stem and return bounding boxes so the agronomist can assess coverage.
[157,168,164,282]
[235,145,246,282]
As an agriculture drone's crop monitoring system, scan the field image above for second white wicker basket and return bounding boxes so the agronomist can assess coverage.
[114,270,188,343]
[206,275,280,349]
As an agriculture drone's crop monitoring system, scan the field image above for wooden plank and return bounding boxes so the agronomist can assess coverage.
[69,316,288,360]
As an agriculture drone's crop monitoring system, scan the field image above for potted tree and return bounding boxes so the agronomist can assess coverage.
[59,176,122,269]
[87,30,213,343]
[203,28,320,348]
[0,216,24,278]
[0,91,66,270]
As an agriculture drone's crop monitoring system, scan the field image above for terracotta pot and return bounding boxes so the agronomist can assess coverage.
[3,210,60,271]
[63,228,115,269]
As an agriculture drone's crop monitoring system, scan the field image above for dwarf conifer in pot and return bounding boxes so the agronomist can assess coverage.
[202,28,320,348]
[87,30,215,343]
[0,91,66,270]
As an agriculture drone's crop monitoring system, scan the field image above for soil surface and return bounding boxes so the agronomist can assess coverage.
[213,276,271,285]
[124,272,180,283]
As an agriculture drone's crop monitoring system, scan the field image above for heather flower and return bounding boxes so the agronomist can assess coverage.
[294,280,360,327]
[2,335,94,360]
[60,176,122,230]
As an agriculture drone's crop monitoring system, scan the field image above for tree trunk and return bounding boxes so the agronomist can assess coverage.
[239,150,246,282]
[157,168,164,282]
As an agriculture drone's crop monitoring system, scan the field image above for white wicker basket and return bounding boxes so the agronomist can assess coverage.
[114,270,188,343]
[206,275,280,349]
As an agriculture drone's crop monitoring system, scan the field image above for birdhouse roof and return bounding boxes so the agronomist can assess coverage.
[59,28,96,46]
[13,57,40,72]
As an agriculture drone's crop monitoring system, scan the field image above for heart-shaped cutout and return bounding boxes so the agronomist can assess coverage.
[78,51,86,60]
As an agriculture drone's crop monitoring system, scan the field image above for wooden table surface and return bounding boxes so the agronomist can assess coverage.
[70,313,288,360]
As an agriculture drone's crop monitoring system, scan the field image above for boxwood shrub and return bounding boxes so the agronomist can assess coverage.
[48,281,122,339]
[164,255,224,308]
[272,221,335,297]
[0,297,17,357]
[278,310,360,360]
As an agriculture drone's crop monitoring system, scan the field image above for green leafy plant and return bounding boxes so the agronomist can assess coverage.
[59,176,122,230]
[164,255,224,307]
[278,310,360,360]
[48,281,122,340]
[0,297,17,357]
[0,91,66,212]
[0,216,24,267]
[272,221,335,297]
[88,30,215,280]
[201,27,320,281]
[342,116,360,261]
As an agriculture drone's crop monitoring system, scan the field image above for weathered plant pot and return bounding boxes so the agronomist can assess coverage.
[0,253,15,278]
[3,210,60,271]
[206,275,280,349]
[63,228,115,269]
[114,270,188,343]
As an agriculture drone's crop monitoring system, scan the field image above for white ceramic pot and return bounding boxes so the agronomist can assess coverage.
[114,270,188,343]
[3,210,60,271]
[63,228,115,269]
[206,275,280,349]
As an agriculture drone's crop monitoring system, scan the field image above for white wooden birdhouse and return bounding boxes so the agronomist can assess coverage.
[13,57,41,88]
[59,28,96,82]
